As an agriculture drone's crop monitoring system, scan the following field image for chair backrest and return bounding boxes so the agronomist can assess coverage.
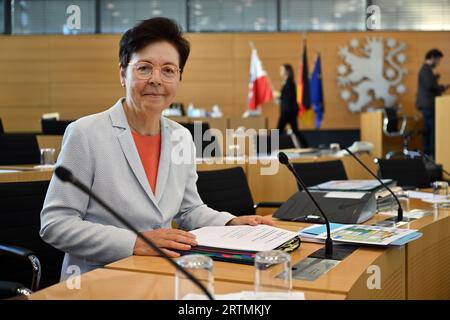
[196,167,255,216]
[254,133,295,156]
[0,180,64,289]
[292,160,348,187]
[377,158,431,188]
[0,134,41,165]
[383,107,400,133]
[180,122,220,158]
[41,119,73,135]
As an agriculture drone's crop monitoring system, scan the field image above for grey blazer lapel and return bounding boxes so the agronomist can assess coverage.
[109,100,159,206]
[155,117,171,203]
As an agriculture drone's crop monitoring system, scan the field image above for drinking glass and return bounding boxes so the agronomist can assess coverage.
[40,148,56,165]
[432,181,449,208]
[174,254,214,300]
[254,250,292,294]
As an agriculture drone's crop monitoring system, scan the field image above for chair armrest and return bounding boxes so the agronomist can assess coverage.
[0,281,32,299]
[254,202,283,208]
[399,115,408,134]
[0,244,41,292]
[0,244,35,258]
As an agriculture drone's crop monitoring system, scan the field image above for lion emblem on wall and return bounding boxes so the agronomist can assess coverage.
[337,36,407,112]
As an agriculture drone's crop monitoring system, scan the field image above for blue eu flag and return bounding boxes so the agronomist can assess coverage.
[310,54,324,129]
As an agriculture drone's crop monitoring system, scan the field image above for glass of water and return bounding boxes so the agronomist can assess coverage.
[330,143,340,154]
[432,181,449,208]
[40,148,56,165]
[174,254,214,300]
[254,250,292,294]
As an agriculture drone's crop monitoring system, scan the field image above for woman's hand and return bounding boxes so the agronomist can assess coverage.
[226,215,275,227]
[133,228,197,258]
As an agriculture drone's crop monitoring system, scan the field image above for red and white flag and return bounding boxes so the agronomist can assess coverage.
[247,48,273,111]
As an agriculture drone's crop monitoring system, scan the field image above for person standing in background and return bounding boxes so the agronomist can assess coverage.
[416,49,449,158]
[274,64,308,147]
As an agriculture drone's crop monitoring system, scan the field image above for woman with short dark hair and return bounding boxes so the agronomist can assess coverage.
[40,17,273,280]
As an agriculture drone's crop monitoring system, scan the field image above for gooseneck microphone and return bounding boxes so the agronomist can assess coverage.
[278,152,333,258]
[54,166,214,300]
[343,147,404,222]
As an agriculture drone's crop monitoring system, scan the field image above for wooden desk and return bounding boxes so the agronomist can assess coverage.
[0,159,245,183]
[30,268,345,300]
[106,196,450,299]
[398,199,449,299]
[0,165,53,183]
[343,197,450,300]
[106,223,405,300]
[436,95,450,173]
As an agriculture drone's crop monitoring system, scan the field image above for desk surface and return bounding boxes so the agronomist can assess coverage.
[106,219,405,299]
[30,268,345,300]
[0,165,53,183]
[106,197,449,299]
[5,162,448,299]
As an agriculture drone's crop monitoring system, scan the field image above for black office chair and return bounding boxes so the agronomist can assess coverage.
[382,107,421,159]
[0,117,4,134]
[0,134,41,165]
[0,180,64,290]
[41,119,73,135]
[0,245,41,299]
[196,167,282,216]
[180,122,220,158]
[254,133,296,156]
[292,160,348,188]
[377,158,431,189]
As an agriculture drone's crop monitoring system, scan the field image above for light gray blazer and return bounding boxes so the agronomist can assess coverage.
[40,99,235,280]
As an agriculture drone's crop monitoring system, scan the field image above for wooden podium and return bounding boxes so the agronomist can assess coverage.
[436,95,450,173]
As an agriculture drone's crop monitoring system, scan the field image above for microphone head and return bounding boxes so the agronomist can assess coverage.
[54,166,74,183]
[278,152,290,165]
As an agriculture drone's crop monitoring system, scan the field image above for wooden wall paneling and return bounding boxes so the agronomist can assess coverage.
[361,111,384,158]
[0,105,49,132]
[1,32,449,132]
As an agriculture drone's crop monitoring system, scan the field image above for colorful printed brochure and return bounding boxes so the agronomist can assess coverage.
[299,223,422,246]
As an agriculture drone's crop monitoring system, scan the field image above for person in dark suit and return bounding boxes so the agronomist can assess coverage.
[416,49,449,157]
[275,64,308,147]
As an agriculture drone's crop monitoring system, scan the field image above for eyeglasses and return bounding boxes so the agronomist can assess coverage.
[128,61,181,83]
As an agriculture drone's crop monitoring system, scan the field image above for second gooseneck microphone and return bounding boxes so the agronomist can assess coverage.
[343,147,404,222]
[278,152,333,257]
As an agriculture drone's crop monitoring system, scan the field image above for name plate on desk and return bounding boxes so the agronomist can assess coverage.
[290,258,341,281]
